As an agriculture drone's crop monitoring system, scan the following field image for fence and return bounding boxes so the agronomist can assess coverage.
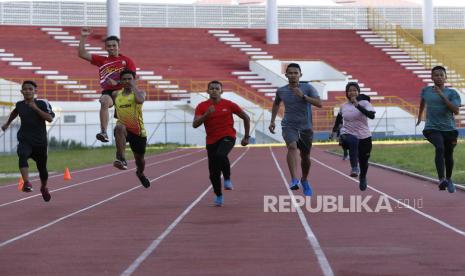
[1,2,465,29]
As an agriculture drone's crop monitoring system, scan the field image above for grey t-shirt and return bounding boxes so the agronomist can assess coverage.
[421,86,461,131]
[274,83,320,130]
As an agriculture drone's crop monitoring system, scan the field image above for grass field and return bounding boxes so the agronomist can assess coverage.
[0,144,179,185]
[330,140,465,184]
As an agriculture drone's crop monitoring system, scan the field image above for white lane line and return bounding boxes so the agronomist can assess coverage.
[0,150,202,208]
[0,156,208,248]
[121,148,249,276]
[311,157,465,237]
[270,148,334,276]
[0,149,187,189]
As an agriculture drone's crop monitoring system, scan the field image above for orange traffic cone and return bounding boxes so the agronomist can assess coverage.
[64,167,72,181]
[17,176,24,191]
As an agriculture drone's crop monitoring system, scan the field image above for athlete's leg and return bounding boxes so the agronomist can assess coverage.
[17,142,33,192]
[113,123,128,170]
[97,94,113,142]
[207,141,222,197]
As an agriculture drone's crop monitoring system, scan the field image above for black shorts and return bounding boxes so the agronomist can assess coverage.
[17,142,47,168]
[127,131,147,155]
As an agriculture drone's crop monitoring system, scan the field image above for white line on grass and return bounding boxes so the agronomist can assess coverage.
[121,147,249,276]
[0,149,186,189]
[311,157,465,237]
[0,156,207,248]
[0,150,202,208]
[270,147,335,276]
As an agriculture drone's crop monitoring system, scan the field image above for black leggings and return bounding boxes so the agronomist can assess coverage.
[340,134,372,179]
[17,142,49,181]
[423,129,458,180]
[206,136,236,196]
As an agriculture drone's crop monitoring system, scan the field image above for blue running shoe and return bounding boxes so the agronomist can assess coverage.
[214,195,223,206]
[447,179,456,193]
[359,178,367,191]
[289,178,300,190]
[301,179,313,196]
[438,179,448,191]
[224,179,233,190]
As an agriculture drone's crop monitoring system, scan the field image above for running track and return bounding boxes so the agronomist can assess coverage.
[1,146,465,276]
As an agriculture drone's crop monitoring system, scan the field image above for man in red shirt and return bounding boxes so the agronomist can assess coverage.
[193,80,251,206]
[78,27,136,142]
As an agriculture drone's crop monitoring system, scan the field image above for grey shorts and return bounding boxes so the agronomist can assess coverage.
[282,127,313,153]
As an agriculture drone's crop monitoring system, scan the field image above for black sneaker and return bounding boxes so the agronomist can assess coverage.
[438,179,448,191]
[40,186,51,202]
[136,171,150,188]
[113,157,128,170]
[96,132,109,143]
[23,181,33,192]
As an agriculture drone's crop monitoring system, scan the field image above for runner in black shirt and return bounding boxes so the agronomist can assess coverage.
[1,81,55,202]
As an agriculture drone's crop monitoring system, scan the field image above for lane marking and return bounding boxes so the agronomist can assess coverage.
[0,156,208,248]
[0,150,202,208]
[270,147,334,276]
[311,156,465,237]
[121,148,249,276]
[0,149,187,189]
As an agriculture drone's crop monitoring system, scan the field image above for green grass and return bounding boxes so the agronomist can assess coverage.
[0,144,180,185]
[330,141,465,184]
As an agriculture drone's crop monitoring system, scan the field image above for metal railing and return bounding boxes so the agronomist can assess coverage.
[368,8,465,89]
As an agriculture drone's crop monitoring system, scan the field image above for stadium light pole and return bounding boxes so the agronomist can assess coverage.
[266,0,279,44]
[422,0,435,45]
[107,0,121,39]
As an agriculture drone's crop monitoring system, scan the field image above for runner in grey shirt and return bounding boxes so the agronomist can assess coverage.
[269,63,322,196]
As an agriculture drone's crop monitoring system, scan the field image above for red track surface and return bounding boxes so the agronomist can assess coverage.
[1,146,465,275]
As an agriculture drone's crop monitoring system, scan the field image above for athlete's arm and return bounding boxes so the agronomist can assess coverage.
[127,78,145,104]
[236,111,250,146]
[355,105,375,119]
[437,90,460,115]
[303,94,322,108]
[1,108,18,131]
[269,91,281,134]
[29,101,53,122]
[416,98,425,126]
[192,106,214,128]
[78,27,92,62]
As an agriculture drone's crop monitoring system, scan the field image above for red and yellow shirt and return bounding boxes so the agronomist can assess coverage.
[91,54,136,91]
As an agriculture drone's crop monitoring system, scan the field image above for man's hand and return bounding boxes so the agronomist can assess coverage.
[204,105,215,116]
[290,86,305,98]
[241,136,249,146]
[81,27,91,37]
[268,121,276,134]
[433,85,445,98]
[106,78,118,86]
[27,101,39,111]
[1,124,8,131]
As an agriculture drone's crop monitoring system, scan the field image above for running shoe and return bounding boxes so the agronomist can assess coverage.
[447,179,456,193]
[224,179,233,190]
[289,178,300,190]
[96,132,109,143]
[136,171,150,188]
[22,181,33,192]
[40,186,51,202]
[301,179,313,196]
[438,179,448,191]
[350,167,359,177]
[359,178,367,191]
[214,195,223,206]
[113,156,128,170]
